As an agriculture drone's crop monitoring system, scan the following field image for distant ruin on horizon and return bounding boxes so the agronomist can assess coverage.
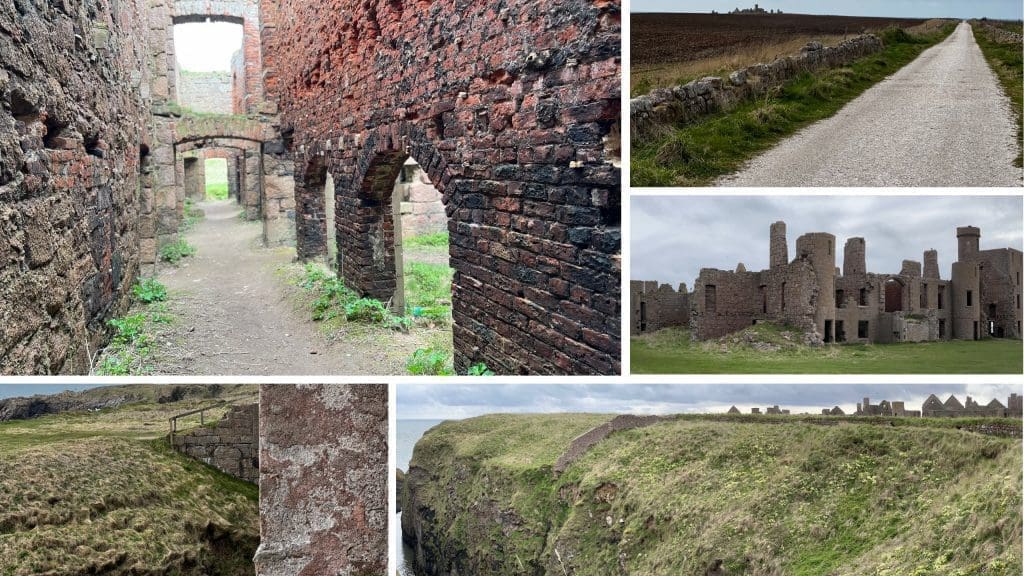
[726,392,1023,419]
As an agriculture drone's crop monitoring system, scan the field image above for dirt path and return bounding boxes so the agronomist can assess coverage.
[718,23,1023,187]
[149,200,441,375]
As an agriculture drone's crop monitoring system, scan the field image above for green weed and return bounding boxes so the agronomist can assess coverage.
[406,347,455,376]
[296,263,410,330]
[132,278,168,304]
[467,363,495,376]
[159,240,197,264]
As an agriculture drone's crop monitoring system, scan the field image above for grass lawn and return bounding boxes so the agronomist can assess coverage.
[632,25,956,186]
[631,327,1024,374]
[0,389,258,575]
[972,22,1023,167]
[205,157,229,200]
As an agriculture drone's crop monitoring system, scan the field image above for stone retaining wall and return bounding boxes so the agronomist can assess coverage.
[631,35,884,142]
[171,403,258,483]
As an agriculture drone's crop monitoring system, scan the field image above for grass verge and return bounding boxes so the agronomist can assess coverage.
[405,231,449,248]
[291,263,410,331]
[972,22,1023,167]
[631,326,1024,374]
[632,25,956,186]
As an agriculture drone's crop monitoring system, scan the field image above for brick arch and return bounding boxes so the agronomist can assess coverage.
[267,0,622,374]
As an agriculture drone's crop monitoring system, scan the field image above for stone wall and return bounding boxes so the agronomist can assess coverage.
[973,20,1024,45]
[262,0,622,375]
[630,281,689,335]
[255,384,387,576]
[171,403,258,483]
[0,0,148,374]
[177,71,233,114]
[631,35,883,142]
[554,415,670,474]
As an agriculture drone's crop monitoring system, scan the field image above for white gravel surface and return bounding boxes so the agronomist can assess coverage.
[718,23,1023,187]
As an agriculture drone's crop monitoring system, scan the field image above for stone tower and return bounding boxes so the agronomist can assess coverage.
[923,249,940,280]
[770,221,788,269]
[796,232,837,342]
[844,237,866,276]
[957,226,981,261]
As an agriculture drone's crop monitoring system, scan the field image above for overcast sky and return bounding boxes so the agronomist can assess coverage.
[174,22,243,72]
[632,0,1022,19]
[632,196,1023,290]
[397,383,1022,419]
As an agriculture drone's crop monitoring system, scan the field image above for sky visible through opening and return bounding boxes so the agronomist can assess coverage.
[632,0,1023,20]
[173,22,243,72]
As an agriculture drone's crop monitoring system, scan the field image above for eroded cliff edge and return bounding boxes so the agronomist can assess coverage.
[401,414,1022,575]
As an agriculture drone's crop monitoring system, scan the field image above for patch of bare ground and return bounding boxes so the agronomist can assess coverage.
[140,199,447,375]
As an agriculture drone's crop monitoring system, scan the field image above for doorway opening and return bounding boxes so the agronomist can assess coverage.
[824,320,833,343]
[172,21,243,114]
[204,158,229,200]
[639,301,647,332]
[884,279,904,313]
[396,159,452,328]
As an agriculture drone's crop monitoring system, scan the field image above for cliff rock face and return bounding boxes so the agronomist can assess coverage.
[402,415,1022,575]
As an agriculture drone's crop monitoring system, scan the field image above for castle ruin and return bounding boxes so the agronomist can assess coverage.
[632,222,1023,344]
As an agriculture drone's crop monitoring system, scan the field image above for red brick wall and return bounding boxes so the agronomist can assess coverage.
[261,0,622,374]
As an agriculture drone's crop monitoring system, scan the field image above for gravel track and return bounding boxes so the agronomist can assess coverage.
[718,23,1023,187]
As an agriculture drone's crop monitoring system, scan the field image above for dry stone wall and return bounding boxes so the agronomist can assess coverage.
[554,414,670,474]
[255,384,387,576]
[0,0,148,374]
[631,35,883,142]
[171,403,259,483]
[262,0,622,375]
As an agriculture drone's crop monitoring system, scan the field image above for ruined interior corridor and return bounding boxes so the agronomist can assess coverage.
[0,0,621,375]
[139,198,446,375]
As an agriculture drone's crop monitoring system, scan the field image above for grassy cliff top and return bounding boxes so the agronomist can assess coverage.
[0,388,259,575]
[555,418,1022,575]
[410,413,612,471]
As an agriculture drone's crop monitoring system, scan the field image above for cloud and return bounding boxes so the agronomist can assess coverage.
[631,0,1023,19]
[396,383,1022,419]
[631,196,1023,289]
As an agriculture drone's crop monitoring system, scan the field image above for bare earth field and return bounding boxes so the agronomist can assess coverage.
[631,13,926,94]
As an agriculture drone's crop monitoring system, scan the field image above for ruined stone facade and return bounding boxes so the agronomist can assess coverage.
[171,403,258,483]
[630,281,689,335]
[634,223,1023,345]
[255,384,387,576]
[262,0,622,374]
[920,393,1023,418]
[1,0,299,373]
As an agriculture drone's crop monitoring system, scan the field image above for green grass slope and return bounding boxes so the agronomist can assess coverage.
[971,22,1023,168]
[403,415,1022,576]
[0,388,259,575]
[631,326,1024,374]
